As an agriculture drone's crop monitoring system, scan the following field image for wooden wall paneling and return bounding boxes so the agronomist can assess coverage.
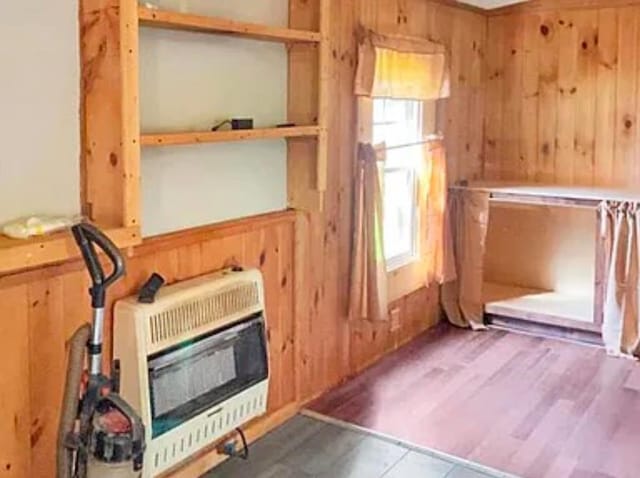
[594,9,620,187]
[28,278,65,477]
[289,0,321,402]
[293,211,312,402]
[521,13,541,181]
[276,222,296,407]
[402,0,425,36]
[614,7,639,186]
[467,11,487,182]
[0,285,31,478]
[573,9,599,185]
[555,10,579,184]
[483,3,640,187]
[501,14,524,180]
[335,0,357,379]
[537,10,560,183]
[328,0,356,385]
[490,0,640,16]
[484,16,505,180]
[319,13,338,395]
[447,9,466,183]
[0,213,298,477]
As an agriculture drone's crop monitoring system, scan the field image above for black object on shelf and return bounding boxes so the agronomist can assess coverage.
[212,118,254,131]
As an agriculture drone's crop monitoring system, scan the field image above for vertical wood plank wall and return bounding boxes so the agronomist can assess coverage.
[288,0,487,401]
[484,3,640,187]
[0,1,486,476]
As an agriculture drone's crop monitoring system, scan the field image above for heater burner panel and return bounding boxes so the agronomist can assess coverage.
[148,314,268,438]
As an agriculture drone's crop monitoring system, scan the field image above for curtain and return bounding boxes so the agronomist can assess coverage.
[423,140,447,284]
[355,28,450,100]
[441,189,490,330]
[349,27,450,322]
[349,143,388,322]
[600,201,640,358]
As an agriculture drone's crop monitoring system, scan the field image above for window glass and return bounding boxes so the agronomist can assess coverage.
[372,98,423,270]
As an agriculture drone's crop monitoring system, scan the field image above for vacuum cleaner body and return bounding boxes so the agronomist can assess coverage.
[57,223,146,478]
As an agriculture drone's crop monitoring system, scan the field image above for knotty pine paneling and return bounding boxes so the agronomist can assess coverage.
[0,0,487,474]
[484,5,640,187]
[0,213,297,477]
[289,0,484,403]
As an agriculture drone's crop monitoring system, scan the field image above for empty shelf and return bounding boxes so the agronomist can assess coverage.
[141,126,320,147]
[139,6,321,44]
[483,282,597,332]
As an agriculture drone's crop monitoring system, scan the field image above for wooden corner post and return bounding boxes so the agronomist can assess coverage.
[80,0,141,230]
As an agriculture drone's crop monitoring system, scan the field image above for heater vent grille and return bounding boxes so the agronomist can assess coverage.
[150,385,268,475]
[148,282,260,345]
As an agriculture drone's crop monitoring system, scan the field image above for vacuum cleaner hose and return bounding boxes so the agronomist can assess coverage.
[57,324,92,478]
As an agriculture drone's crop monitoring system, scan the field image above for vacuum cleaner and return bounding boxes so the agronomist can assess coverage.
[57,223,146,478]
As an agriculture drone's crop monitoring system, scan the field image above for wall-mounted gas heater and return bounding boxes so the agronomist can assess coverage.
[114,269,269,477]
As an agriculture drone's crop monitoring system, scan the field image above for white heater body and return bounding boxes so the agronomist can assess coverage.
[114,269,269,477]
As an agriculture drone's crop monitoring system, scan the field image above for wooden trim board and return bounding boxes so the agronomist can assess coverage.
[0,226,141,276]
[139,6,321,43]
[141,126,320,147]
[0,210,295,289]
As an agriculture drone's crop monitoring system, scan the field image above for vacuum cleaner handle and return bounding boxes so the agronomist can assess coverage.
[72,223,125,308]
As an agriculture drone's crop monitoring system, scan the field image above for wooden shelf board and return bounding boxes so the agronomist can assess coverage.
[141,126,320,147]
[139,6,321,44]
[483,282,598,332]
[0,226,141,275]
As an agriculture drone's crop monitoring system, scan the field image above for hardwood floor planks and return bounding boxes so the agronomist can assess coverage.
[309,325,640,478]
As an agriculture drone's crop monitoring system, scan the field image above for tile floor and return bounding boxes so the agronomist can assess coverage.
[204,414,514,478]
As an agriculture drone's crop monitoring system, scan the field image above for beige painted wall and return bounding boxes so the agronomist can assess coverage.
[0,2,80,225]
[140,0,289,236]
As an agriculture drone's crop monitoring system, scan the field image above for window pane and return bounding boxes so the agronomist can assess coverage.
[372,99,422,148]
[383,169,417,262]
[372,98,423,269]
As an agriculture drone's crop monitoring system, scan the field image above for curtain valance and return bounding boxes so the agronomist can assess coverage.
[355,28,450,100]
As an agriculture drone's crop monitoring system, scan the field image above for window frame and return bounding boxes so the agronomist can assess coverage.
[371,98,423,272]
[357,96,438,302]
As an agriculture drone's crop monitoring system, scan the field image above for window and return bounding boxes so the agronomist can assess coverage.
[373,98,424,271]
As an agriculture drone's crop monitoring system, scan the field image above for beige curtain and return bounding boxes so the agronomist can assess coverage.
[600,201,640,358]
[349,28,450,322]
[349,143,388,321]
[423,140,448,284]
[355,28,451,101]
[441,189,490,330]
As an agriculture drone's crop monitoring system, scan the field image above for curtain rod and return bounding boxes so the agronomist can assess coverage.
[373,134,444,152]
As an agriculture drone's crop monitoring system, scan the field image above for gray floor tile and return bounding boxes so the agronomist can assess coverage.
[382,450,456,478]
[206,416,325,477]
[445,465,495,478]
[316,436,408,478]
[203,415,507,478]
[281,422,365,475]
[255,462,311,478]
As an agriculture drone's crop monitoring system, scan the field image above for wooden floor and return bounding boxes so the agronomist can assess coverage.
[206,415,508,477]
[309,324,640,478]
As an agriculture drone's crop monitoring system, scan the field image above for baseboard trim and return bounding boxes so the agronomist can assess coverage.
[487,314,603,347]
